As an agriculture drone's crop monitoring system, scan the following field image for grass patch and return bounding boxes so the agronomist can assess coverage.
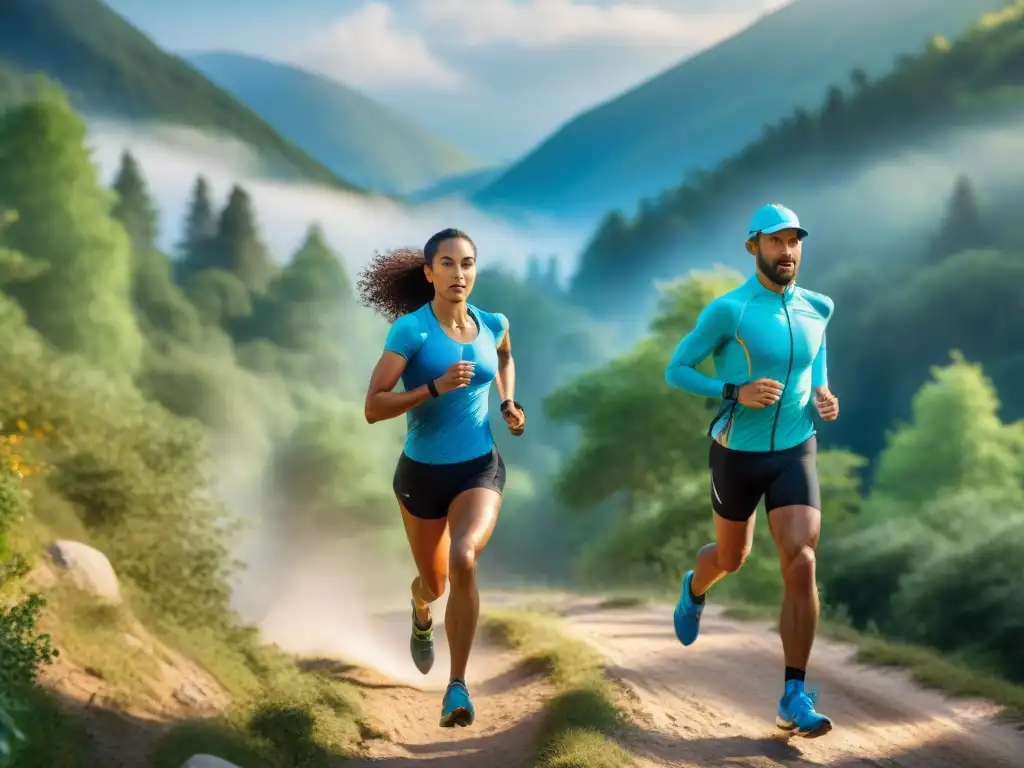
[35,586,160,710]
[719,602,775,623]
[483,610,635,768]
[851,636,1024,718]
[150,624,366,768]
[721,601,1024,719]
[595,594,649,610]
[12,544,368,768]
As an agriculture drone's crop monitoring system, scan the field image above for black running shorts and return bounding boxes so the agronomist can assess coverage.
[708,436,821,522]
[393,446,506,520]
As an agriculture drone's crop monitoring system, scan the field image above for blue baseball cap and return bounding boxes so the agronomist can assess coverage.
[747,203,808,239]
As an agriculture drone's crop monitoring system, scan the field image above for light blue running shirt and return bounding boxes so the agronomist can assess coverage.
[384,302,509,464]
[665,274,834,452]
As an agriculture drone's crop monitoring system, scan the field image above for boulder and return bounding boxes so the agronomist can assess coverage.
[47,540,122,605]
[180,756,244,768]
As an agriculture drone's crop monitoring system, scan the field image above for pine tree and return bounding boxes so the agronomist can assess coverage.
[111,150,158,256]
[0,90,143,375]
[820,85,845,138]
[545,255,560,290]
[525,255,543,286]
[935,175,985,259]
[108,151,204,349]
[265,222,351,349]
[572,211,629,300]
[209,185,275,293]
[176,175,217,278]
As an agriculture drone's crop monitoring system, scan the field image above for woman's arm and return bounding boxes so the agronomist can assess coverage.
[495,330,516,404]
[365,352,474,423]
[495,329,525,434]
[364,352,432,424]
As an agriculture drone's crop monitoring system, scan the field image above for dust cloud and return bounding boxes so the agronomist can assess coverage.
[250,535,454,690]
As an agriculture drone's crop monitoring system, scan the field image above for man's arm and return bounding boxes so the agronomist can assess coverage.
[665,299,733,398]
[812,331,828,390]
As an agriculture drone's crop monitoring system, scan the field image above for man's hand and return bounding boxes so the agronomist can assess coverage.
[737,378,784,409]
[815,386,839,421]
[502,401,526,436]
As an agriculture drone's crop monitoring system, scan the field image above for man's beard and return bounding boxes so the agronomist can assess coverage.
[757,251,797,286]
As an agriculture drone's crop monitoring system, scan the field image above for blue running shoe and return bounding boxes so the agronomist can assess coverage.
[410,601,435,675]
[673,570,704,646]
[439,679,475,728]
[776,680,833,738]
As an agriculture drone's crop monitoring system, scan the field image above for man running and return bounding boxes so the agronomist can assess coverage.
[664,203,838,739]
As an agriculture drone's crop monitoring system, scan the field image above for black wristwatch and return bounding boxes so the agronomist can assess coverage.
[500,399,523,414]
[722,383,739,402]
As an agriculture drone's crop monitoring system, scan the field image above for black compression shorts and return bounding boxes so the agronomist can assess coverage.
[393,446,506,520]
[708,435,821,522]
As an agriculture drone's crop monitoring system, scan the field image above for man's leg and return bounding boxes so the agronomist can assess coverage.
[765,438,831,737]
[767,504,821,685]
[690,513,757,595]
[675,442,761,646]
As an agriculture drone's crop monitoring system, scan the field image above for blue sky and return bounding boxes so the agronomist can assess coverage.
[106,0,791,162]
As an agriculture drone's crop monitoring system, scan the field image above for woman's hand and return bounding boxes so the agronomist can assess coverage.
[501,400,526,436]
[434,361,476,394]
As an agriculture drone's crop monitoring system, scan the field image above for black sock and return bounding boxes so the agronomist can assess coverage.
[688,582,705,604]
[785,666,806,683]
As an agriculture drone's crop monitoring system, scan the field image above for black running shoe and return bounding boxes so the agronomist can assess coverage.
[410,601,435,675]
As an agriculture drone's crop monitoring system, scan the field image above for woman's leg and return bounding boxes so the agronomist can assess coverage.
[444,488,501,683]
[399,500,450,623]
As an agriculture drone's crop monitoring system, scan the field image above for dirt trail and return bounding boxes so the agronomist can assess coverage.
[561,597,1024,768]
[345,604,552,767]
[353,593,1024,767]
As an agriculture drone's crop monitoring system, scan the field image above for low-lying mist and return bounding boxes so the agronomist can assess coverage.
[601,118,1024,336]
[86,120,589,278]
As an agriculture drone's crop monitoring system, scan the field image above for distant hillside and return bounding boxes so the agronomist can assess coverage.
[474,0,1009,220]
[188,51,481,196]
[0,0,357,191]
[402,166,505,204]
[569,1,1024,314]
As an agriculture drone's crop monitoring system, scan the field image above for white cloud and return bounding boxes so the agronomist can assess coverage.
[418,0,754,48]
[281,0,797,159]
[297,3,463,89]
[295,0,793,88]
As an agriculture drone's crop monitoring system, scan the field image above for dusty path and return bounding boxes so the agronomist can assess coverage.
[560,597,1024,768]
[344,603,552,767]
[351,592,1024,767]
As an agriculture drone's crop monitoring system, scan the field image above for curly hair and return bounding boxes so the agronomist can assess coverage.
[357,228,476,322]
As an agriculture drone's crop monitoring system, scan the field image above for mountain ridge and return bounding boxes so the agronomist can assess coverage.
[474,0,1009,220]
[187,51,483,196]
[0,0,359,191]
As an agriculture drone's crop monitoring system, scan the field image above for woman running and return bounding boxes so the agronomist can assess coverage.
[359,228,526,728]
